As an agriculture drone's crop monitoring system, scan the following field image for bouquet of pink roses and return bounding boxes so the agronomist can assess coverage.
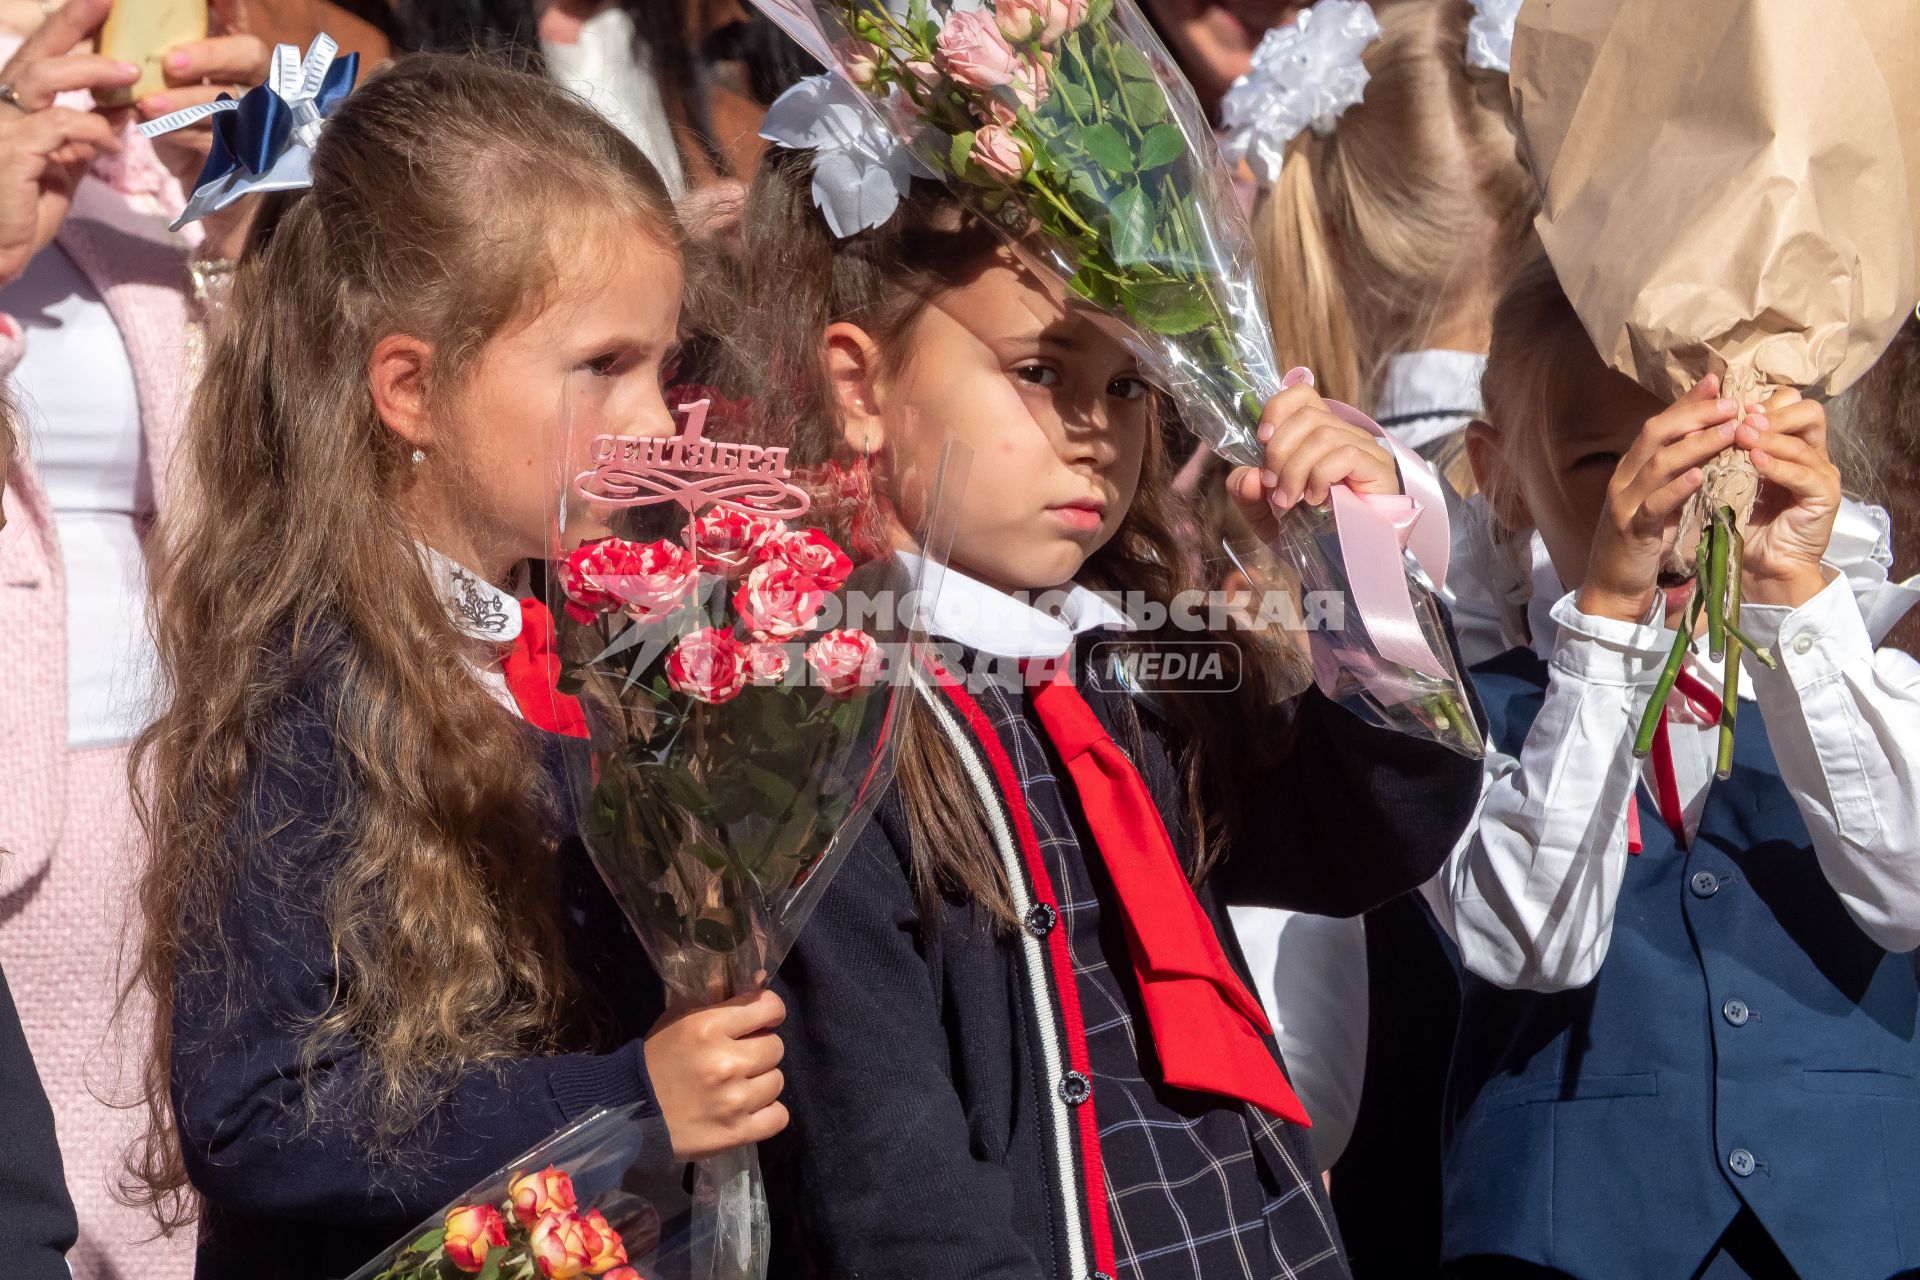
[545,377,961,1279]
[751,0,1482,755]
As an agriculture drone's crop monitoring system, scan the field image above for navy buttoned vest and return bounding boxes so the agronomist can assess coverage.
[1441,648,1920,1279]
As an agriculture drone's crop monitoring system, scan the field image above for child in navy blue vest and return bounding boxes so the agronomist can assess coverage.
[124,57,788,1279]
[1422,256,1920,1280]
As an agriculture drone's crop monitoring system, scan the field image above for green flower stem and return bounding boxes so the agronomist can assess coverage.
[1635,541,1708,760]
[1705,513,1727,663]
[1717,530,1743,780]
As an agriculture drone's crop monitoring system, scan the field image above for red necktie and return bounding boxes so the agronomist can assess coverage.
[502,598,588,738]
[1628,667,1723,854]
[1025,662,1311,1127]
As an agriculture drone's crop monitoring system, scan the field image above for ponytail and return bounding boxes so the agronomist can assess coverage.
[1257,140,1365,407]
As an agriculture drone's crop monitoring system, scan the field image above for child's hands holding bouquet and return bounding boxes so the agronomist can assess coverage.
[1736,390,1842,609]
[644,989,790,1162]
[1227,377,1400,543]
[1576,375,1743,625]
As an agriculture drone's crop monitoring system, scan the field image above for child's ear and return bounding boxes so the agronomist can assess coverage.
[1465,420,1531,531]
[368,335,435,452]
[824,321,887,456]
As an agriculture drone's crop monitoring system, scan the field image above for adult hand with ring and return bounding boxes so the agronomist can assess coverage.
[0,0,136,287]
[134,0,270,257]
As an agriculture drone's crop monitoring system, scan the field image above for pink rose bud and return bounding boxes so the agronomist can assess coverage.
[996,0,1089,41]
[734,559,829,641]
[582,1207,629,1273]
[936,9,1021,89]
[508,1165,579,1228]
[835,36,882,88]
[443,1203,508,1273]
[971,124,1031,182]
[665,627,750,705]
[805,628,885,697]
[1043,0,1091,40]
[994,0,1046,40]
[603,1271,644,1280]
[529,1209,597,1279]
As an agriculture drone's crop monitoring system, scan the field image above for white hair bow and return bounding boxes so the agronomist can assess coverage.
[1465,0,1522,74]
[1219,0,1381,187]
[137,35,359,231]
[758,73,934,239]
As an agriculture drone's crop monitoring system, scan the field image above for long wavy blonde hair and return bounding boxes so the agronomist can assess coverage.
[126,54,678,1229]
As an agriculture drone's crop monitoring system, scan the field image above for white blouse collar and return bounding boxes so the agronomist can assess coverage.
[1375,349,1488,451]
[417,543,525,646]
[900,553,1135,659]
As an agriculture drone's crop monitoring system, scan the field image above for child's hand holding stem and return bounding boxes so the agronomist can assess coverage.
[1577,375,1742,624]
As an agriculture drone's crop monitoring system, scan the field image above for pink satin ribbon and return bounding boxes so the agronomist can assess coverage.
[1275,364,1452,684]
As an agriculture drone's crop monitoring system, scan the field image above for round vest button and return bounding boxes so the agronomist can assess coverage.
[1728,1148,1756,1177]
[1723,998,1750,1027]
[1690,871,1721,898]
[1059,1071,1092,1106]
[1025,903,1058,937]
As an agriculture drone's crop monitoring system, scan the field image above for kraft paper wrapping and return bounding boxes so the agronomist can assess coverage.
[1511,0,1920,408]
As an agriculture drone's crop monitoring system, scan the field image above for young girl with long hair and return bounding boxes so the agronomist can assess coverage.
[1424,257,1920,1279]
[129,54,786,1279]
[731,114,1484,1278]
[1225,0,1535,482]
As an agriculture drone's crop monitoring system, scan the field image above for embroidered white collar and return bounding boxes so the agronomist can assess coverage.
[900,553,1135,660]
[417,543,525,646]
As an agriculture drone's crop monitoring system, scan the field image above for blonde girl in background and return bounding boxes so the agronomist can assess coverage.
[1222,0,1534,487]
[1205,5,1532,1268]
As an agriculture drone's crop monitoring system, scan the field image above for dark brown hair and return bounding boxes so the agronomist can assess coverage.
[127,53,679,1228]
[730,149,1305,926]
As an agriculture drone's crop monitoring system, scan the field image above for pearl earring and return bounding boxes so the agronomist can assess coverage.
[410,448,426,466]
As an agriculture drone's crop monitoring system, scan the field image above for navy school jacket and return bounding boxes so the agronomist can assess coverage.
[1446,648,1920,1279]
[764,642,1486,1280]
[169,634,674,1280]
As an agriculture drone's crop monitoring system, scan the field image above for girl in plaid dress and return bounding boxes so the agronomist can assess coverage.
[728,104,1484,1280]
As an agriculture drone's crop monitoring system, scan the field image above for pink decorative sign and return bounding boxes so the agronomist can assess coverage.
[575,398,814,520]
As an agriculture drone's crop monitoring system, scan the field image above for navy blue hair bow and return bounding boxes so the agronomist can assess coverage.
[139,35,360,231]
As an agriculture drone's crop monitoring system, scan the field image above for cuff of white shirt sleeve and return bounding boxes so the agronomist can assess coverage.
[1739,570,1873,696]
[1546,591,1674,686]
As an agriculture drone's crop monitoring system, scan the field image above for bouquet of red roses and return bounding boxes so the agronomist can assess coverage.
[545,376,961,1279]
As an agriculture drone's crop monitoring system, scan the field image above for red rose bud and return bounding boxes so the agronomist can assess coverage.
[613,540,700,624]
[748,642,793,685]
[530,1209,597,1279]
[509,1164,579,1228]
[691,506,785,580]
[582,1207,629,1273]
[665,627,749,704]
[558,538,637,624]
[734,560,828,641]
[442,1203,508,1273]
[805,628,884,697]
[754,527,854,592]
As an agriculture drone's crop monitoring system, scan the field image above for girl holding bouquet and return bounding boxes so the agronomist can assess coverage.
[732,122,1483,1278]
[1423,258,1920,1279]
[129,55,787,1280]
